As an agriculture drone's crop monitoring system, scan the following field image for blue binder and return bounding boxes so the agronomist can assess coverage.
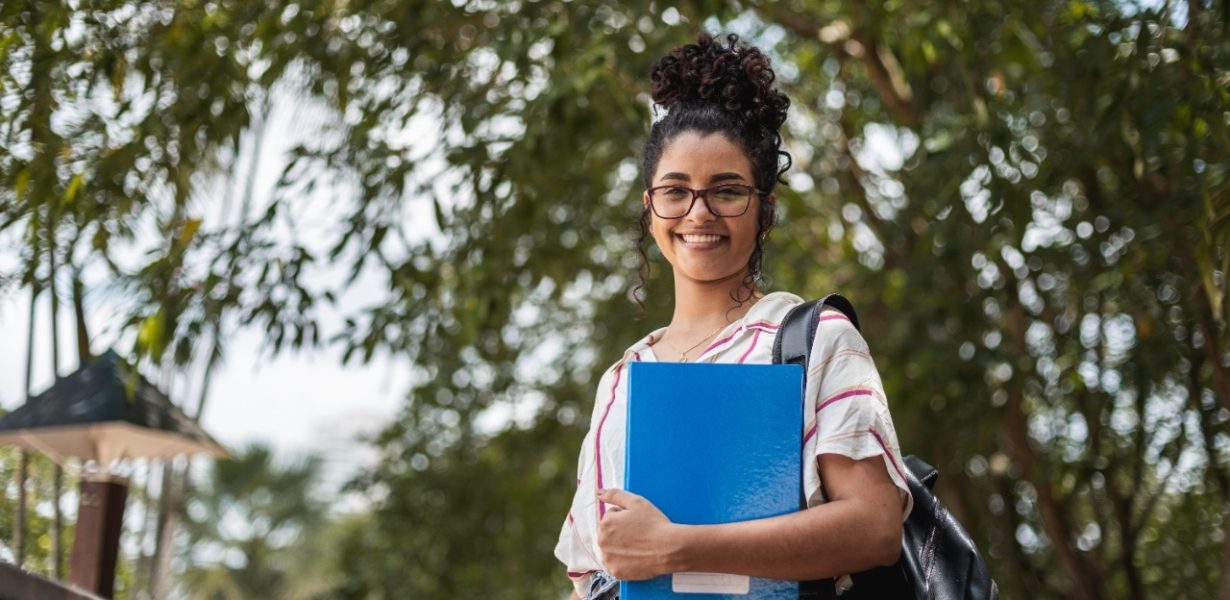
[621,362,804,600]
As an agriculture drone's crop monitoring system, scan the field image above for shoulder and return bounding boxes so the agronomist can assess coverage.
[743,291,805,327]
[757,292,873,367]
[593,328,663,389]
[754,292,867,345]
[806,307,876,380]
[584,359,627,427]
[593,357,628,392]
[813,308,869,353]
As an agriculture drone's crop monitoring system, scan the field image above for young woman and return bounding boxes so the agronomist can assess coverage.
[555,33,913,600]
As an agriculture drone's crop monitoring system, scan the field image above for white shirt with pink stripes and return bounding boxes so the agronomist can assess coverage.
[554,291,913,596]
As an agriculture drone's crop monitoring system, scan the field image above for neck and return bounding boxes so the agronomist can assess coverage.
[667,269,761,334]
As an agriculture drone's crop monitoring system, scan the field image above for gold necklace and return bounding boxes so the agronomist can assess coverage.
[667,321,730,363]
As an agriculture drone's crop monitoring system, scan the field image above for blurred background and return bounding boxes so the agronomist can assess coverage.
[1,0,1228,598]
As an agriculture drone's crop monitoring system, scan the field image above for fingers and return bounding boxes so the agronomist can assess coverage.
[596,487,642,509]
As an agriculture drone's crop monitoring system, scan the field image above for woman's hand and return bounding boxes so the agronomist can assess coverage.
[595,488,684,580]
[592,455,903,582]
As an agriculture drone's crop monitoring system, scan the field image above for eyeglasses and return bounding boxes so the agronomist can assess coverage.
[645,184,764,219]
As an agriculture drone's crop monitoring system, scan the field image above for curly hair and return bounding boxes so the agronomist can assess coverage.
[633,33,792,312]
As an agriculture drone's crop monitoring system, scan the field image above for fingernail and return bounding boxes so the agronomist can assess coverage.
[596,488,607,495]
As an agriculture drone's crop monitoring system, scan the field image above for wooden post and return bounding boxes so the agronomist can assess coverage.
[68,473,128,599]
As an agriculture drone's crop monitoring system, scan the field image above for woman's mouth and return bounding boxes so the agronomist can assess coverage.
[676,233,726,247]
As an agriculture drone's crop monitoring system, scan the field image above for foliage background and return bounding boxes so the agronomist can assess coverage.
[1,0,1228,598]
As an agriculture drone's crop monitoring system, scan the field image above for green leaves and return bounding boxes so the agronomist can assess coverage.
[134,310,166,360]
[3,1,1229,598]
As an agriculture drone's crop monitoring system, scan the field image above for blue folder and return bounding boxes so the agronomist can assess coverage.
[621,362,804,600]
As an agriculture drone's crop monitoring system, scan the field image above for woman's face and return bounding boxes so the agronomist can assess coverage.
[644,131,767,288]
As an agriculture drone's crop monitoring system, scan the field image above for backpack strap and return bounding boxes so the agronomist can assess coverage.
[772,293,860,373]
[773,294,860,600]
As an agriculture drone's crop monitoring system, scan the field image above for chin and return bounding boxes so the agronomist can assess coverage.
[675,264,747,285]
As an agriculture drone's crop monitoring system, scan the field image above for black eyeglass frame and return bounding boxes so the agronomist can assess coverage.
[644,184,768,219]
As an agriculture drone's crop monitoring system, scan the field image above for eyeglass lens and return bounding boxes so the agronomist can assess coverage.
[650,185,752,218]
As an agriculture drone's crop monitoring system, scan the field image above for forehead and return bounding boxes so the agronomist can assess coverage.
[655,131,752,180]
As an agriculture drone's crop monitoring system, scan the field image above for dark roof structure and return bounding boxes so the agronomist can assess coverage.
[0,349,227,464]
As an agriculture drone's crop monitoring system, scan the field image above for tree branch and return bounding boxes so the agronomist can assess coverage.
[1180,246,1230,414]
[763,7,922,127]
[835,107,894,257]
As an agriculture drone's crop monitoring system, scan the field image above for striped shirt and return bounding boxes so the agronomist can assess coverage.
[554,291,913,596]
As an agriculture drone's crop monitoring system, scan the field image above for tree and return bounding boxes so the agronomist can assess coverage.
[175,445,330,600]
[325,2,1230,598]
[2,1,1227,599]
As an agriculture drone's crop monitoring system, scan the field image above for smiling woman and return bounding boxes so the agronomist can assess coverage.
[644,132,765,300]
[555,33,912,600]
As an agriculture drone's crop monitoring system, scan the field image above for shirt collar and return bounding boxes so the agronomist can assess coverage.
[621,291,805,361]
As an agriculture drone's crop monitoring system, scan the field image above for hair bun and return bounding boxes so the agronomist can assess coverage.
[650,33,789,135]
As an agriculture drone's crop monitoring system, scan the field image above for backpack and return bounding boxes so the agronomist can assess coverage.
[773,294,1000,600]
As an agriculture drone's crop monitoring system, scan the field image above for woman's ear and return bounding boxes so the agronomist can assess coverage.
[643,190,651,209]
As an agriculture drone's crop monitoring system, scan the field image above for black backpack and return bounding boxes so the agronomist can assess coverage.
[772,294,1000,600]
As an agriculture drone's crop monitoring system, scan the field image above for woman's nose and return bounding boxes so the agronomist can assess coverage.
[684,192,717,221]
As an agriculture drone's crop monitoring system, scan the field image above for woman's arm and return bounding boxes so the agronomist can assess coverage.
[596,453,903,581]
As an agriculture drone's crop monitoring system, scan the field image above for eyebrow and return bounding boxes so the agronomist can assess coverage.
[657,172,749,183]
[709,172,748,183]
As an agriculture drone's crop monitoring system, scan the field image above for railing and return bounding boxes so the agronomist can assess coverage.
[0,561,103,600]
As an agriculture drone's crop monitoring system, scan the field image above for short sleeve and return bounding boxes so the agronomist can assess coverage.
[554,365,618,595]
[554,512,599,595]
[806,308,913,520]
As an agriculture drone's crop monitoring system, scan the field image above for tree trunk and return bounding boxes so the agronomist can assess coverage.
[1002,301,1103,600]
[149,335,221,598]
[15,452,28,569]
[52,466,64,578]
[1185,266,1230,600]
[148,460,172,598]
[22,0,62,578]
[72,269,91,363]
[133,460,157,593]
[48,205,64,580]
[146,101,264,599]
[16,283,40,569]
[1221,505,1230,600]
[149,459,187,600]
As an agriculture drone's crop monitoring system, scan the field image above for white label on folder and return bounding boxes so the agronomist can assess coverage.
[671,572,750,594]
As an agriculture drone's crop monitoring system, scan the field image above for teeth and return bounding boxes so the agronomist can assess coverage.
[680,234,722,244]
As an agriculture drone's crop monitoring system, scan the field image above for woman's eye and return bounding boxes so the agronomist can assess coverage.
[662,187,690,199]
[713,186,746,201]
